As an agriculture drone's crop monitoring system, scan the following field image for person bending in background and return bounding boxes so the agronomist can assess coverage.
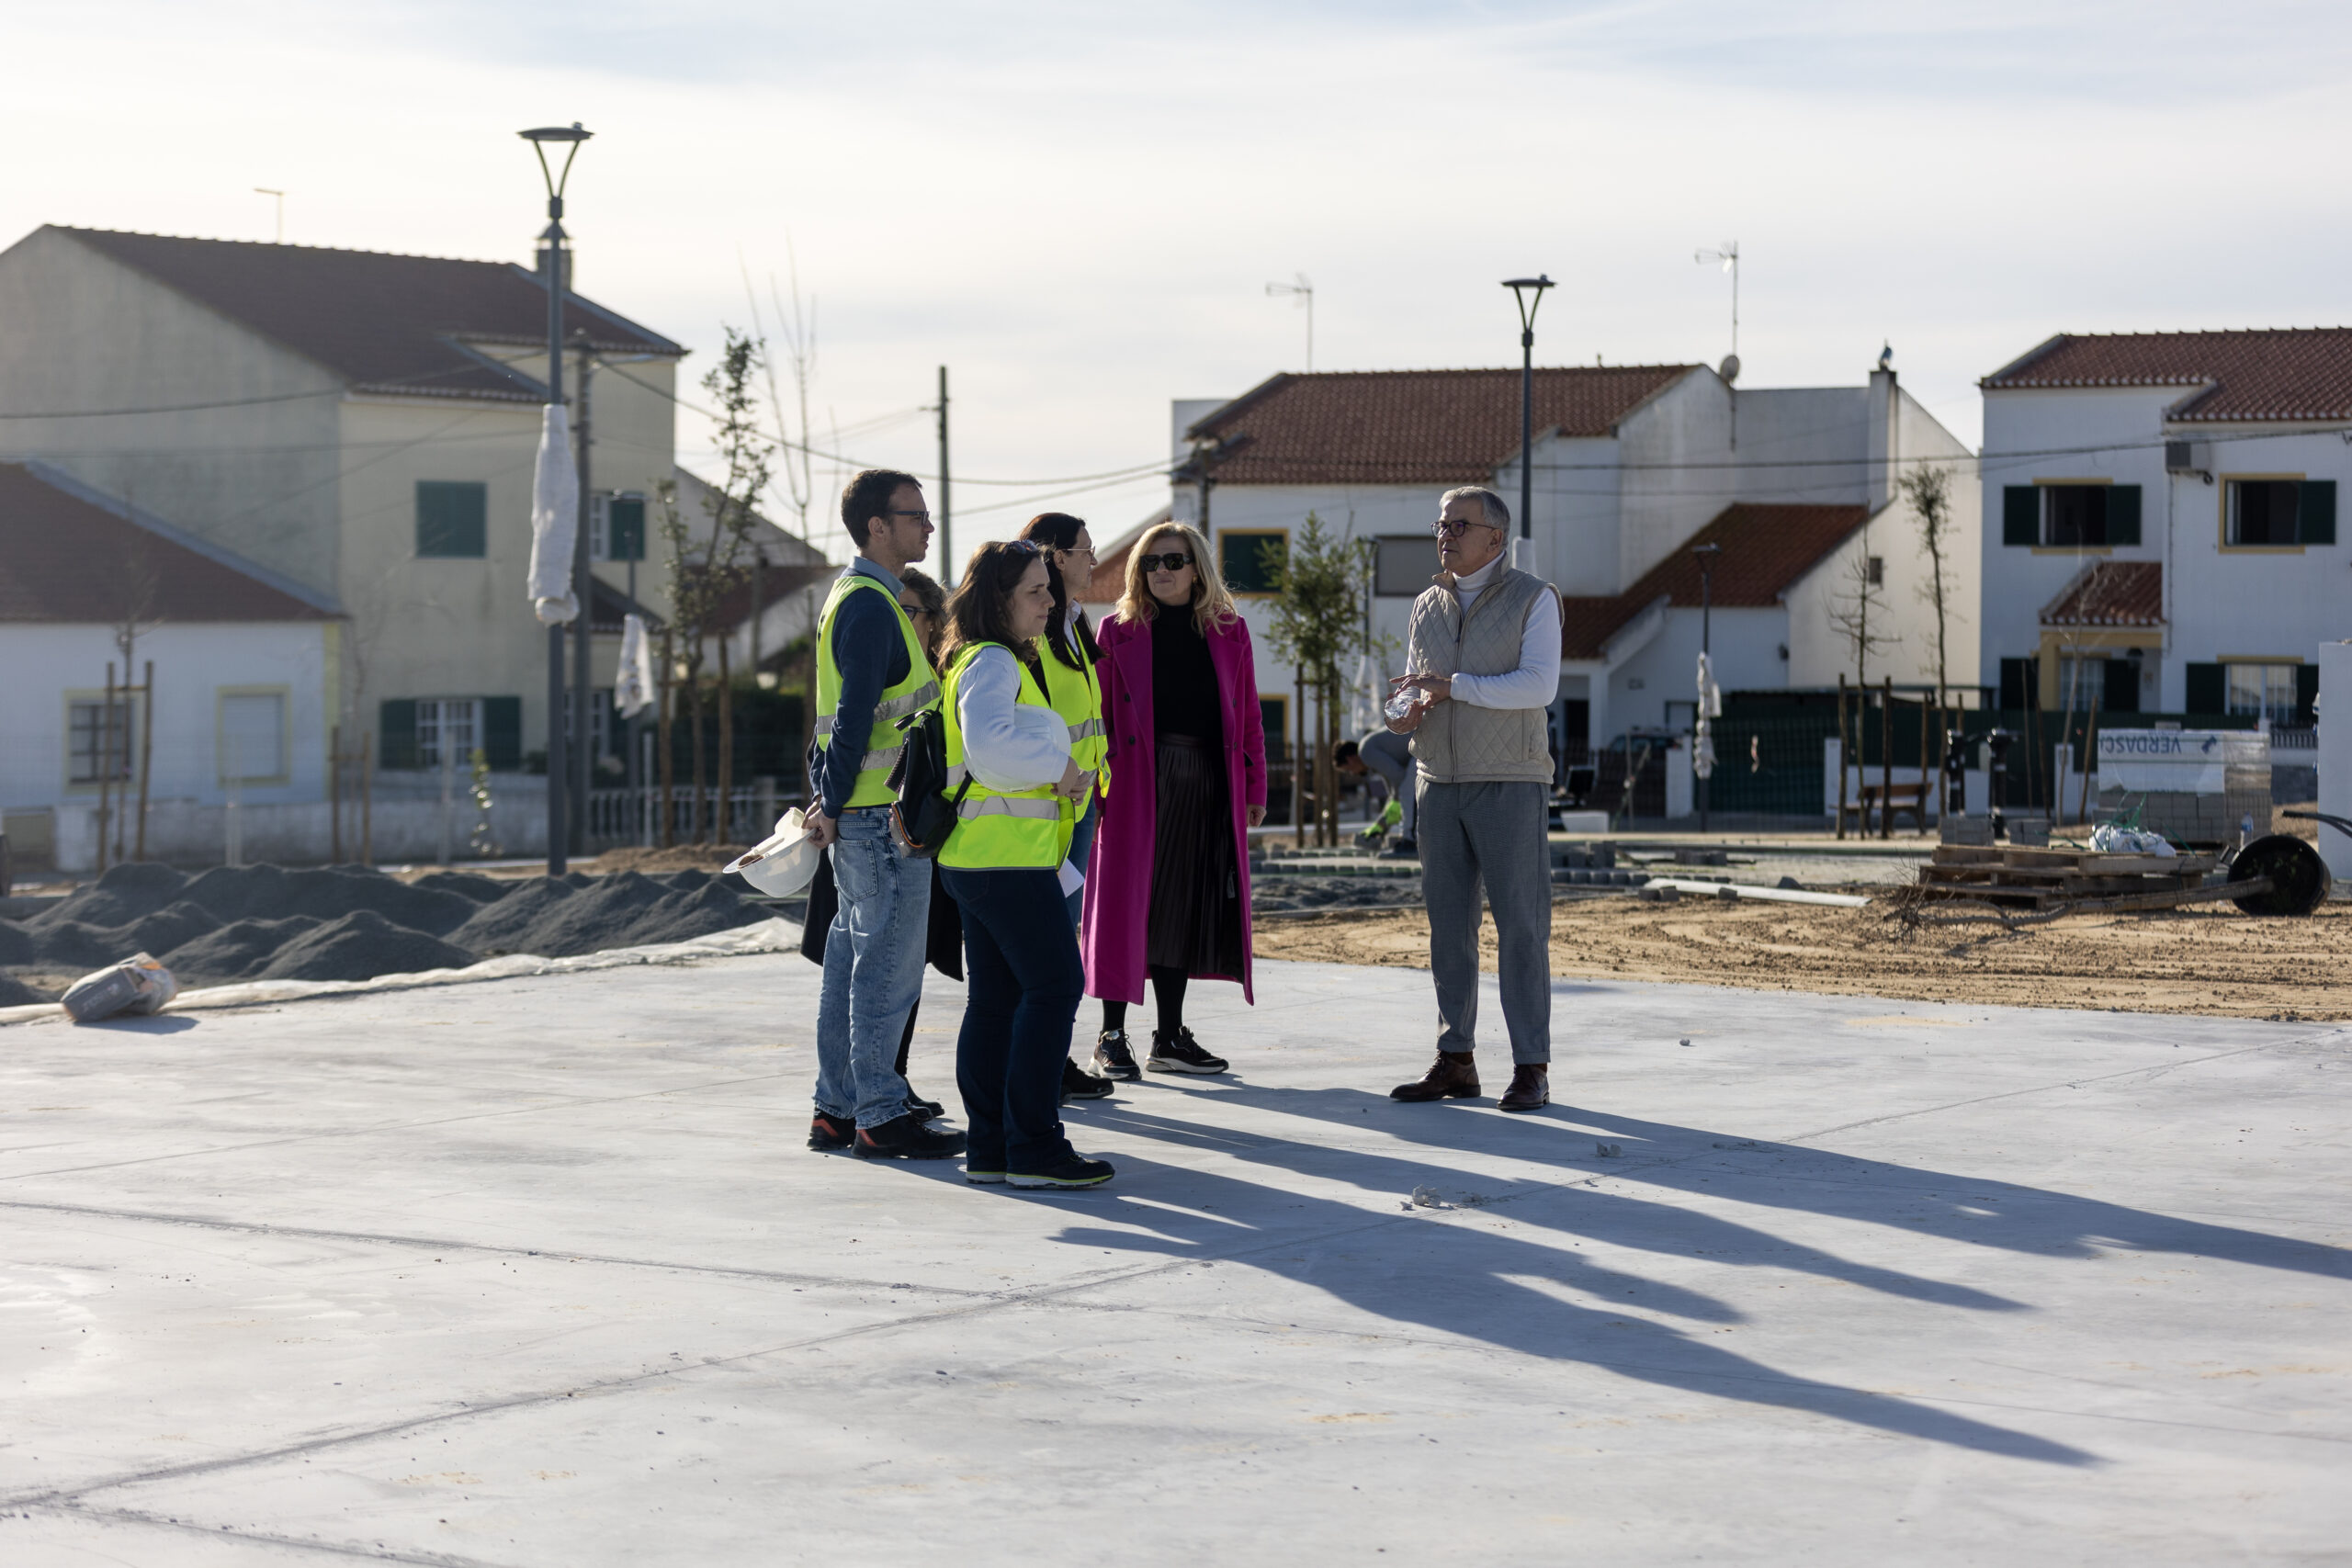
[938,540,1113,1190]
[1081,522,1267,1080]
[1018,513,1116,1105]
[1335,728,1418,855]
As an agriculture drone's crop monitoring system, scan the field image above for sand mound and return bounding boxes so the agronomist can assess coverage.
[253,910,477,984]
[162,916,326,983]
[588,845,758,874]
[2,857,775,996]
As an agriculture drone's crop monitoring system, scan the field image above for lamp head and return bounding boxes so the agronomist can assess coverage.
[1501,274,1555,333]
[518,122,593,215]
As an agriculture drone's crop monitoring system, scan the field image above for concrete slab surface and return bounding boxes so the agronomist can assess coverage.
[1,948,2346,1565]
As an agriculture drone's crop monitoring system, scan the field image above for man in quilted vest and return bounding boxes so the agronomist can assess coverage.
[1385,486,1564,1112]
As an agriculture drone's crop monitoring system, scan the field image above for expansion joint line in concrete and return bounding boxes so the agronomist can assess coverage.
[0,1066,815,1185]
[22,1499,519,1568]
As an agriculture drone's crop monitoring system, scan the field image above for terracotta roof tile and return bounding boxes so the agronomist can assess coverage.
[1982,329,2352,422]
[1185,366,1699,487]
[1559,502,1870,659]
[55,227,683,405]
[2041,560,2163,627]
[0,463,336,623]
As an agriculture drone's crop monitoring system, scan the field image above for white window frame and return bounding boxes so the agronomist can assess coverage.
[217,687,291,786]
[414,697,482,771]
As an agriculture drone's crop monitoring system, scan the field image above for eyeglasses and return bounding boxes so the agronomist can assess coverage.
[887,509,934,525]
[1000,538,1041,557]
[1432,517,1503,539]
[1137,552,1194,573]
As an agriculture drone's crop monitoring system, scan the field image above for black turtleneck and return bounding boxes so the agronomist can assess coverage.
[1150,606,1221,742]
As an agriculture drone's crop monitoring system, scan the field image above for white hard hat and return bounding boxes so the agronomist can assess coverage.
[724,807,821,897]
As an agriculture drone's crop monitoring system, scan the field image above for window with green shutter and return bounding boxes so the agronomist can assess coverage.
[379,699,419,769]
[2184,663,2224,714]
[1219,529,1288,595]
[2107,485,2141,545]
[483,696,523,770]
[2299,479,2336,545]
[416,481,488,558]
[2002,487,2039,547]
[607,495,647,562]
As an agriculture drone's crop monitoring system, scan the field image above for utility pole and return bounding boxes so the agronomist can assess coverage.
[571,331,595,859]
[936,366,953,584]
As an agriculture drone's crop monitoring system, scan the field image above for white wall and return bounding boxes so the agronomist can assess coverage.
[0,622,332,829]
[1604,605,1787,735]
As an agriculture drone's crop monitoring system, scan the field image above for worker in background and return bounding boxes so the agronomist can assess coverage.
[1334,730,1418,855]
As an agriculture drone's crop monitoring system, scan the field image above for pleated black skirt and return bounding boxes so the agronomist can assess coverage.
[1146,734,1245,976]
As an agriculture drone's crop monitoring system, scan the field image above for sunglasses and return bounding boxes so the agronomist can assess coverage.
[1137,552,1194,573]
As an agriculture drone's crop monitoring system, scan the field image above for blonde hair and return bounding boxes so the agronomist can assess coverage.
[1115,522,1238,635]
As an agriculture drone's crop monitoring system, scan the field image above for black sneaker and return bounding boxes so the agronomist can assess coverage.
[965,1165,1006,1186]
[1093,1030,1141,1081]
[1148,1027,1228,1076]
[1007,1154,1115,1189]
[906,1086,945,1122]
[808,1111,857,1152]
[1061,1057,1114,1103]
[854,1113,968,1160]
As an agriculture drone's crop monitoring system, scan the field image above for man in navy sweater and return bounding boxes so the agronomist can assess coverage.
[805,469,964,1160]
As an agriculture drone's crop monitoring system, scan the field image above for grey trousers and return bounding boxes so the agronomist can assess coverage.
[1417,779,1551,1064]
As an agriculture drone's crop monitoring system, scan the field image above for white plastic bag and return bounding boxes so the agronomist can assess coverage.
[61,951,180,1023]
[2088,823,2176,857]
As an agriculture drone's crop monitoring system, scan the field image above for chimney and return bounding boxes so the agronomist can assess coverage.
[1866,367,1899,511]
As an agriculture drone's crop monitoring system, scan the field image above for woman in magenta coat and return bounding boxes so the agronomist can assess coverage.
[1080,521,1267,1079]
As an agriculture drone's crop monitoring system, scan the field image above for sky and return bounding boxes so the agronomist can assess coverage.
[6,0,2348,560]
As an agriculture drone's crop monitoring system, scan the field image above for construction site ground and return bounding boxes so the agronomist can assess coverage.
[1255,892,2352,1023]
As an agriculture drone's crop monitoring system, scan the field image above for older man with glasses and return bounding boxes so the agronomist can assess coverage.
[1384,485,1564,1112]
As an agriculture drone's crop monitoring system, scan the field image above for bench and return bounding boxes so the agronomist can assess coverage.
[1850,782,1928,836]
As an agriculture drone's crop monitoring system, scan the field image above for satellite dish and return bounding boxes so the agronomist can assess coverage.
[1718,354,1741,385]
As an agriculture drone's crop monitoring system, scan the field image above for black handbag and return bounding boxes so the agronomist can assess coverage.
[887,705,970,860]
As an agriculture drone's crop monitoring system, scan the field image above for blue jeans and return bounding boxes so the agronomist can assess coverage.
[942,866,1083,1175]
[1065,791,1100,927]
[814,807,931,1128]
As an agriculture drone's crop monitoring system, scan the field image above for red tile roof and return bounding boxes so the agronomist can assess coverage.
[1558,502,1870,658]
[0,463,337,623]
[1982,329,2352,422]
[1184,366,1699,487]
[51,227,683,405]
[2040,560,2163,627]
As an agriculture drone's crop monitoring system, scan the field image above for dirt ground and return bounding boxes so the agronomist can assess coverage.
[1253,894,2352,1021]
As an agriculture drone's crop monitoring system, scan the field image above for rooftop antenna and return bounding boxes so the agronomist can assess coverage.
[1265,273,1313,371]
[1693,239,1738,374]
[254,187,286,244]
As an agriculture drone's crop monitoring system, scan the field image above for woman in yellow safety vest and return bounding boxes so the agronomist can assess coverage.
[1019,513,1116,1106]
[936,539,1115,1190]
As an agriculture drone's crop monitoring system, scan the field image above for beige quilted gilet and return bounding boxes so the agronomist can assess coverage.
[1406,566,1555,784]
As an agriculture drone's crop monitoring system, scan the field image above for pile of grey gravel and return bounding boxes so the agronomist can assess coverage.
[1250,874,1426,915]
[0,862,773,998]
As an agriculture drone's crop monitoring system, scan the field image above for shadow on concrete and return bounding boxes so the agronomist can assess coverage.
[1051,1138,2095,1467]
[83,1014,200,1035]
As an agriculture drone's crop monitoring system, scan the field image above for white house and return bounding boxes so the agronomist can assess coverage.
[1978,329,2350,727]
[1094,362,1978,770]
[0,461,339,872]
[0,225,687,783]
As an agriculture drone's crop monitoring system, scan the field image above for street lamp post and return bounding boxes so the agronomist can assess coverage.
[1692,542,1721,833]
[1501,276,1555,564]
[521,121,590,875]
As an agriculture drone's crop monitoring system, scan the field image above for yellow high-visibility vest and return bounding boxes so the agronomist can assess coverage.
[939,642,1065,871]
[813,573,939,809]
[1036,636,1108,788]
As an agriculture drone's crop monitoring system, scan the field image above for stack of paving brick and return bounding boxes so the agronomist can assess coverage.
[1916,845,2217,910]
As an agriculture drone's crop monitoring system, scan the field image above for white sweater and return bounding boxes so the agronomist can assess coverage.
[956,645,1070,792]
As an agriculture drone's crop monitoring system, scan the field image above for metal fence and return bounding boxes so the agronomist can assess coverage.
[584,785,794,850]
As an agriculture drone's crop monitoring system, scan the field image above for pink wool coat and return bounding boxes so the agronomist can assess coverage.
[1080,608,1267,1006]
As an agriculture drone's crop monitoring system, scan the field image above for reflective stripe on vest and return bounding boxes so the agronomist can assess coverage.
[940,643,1066,871]
[1036,643,1108,780]
[813,573,939,809]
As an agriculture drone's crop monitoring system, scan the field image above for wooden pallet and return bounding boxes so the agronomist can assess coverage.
[1915,844,2218,908]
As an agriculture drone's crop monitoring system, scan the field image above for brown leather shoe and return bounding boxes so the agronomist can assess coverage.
[1498,1063,1550,1113]
[1391,1051,1479,1102]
